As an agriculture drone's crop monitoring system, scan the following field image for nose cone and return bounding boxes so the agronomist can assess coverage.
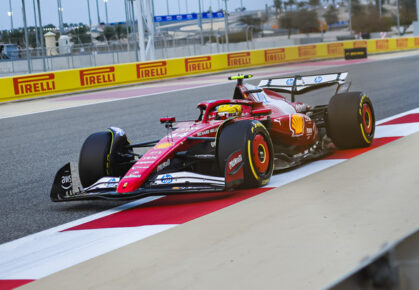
[116,177,143,193]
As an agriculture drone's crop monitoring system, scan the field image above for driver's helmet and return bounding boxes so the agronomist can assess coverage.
[217,104,242,119]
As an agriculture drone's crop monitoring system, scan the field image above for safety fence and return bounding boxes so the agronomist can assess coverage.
[1,36,418,103]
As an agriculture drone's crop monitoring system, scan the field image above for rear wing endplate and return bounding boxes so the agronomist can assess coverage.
[258,72,350,102]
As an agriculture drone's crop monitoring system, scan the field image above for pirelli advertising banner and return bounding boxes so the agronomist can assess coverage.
[1,37,419,102]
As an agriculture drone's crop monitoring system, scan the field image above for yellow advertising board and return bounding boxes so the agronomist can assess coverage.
[1,37,418,103]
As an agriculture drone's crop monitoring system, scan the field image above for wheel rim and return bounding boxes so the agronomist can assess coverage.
[362,103,373,135]
[252,134,269,174]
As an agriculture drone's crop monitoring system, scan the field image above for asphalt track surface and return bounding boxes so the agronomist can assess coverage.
[1,54,419,244]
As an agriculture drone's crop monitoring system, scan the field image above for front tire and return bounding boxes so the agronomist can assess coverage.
[327,92,375,149]
[217,120,274,188]
[79,131,112,187]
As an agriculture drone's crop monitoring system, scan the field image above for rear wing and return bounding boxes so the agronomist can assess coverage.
[258,72,350,102]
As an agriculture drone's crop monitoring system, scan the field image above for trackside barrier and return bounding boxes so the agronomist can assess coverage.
[1,37,419,103]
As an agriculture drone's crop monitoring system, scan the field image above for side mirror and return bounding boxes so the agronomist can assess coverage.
[160,117,176,124]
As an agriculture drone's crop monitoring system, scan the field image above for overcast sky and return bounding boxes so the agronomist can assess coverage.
[1,0,274,30]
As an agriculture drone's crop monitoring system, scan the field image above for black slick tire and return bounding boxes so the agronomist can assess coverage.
[79,131,112,187]
[217,120,274,188]
[327,91,375,149]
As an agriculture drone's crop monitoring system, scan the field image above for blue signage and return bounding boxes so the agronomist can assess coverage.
[154,12,224,23]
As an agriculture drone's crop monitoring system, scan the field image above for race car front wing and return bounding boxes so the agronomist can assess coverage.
[50,149,245,202]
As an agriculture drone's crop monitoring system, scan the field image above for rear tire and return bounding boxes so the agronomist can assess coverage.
[79,131,112,187]
[327,92,375,149]
[217,120,274,188]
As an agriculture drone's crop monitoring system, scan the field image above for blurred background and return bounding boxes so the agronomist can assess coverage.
[0,0,417,76]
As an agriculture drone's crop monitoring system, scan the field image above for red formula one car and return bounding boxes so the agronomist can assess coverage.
[51,73,375,202]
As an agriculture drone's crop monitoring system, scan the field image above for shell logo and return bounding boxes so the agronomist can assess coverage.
[290,114,304,136]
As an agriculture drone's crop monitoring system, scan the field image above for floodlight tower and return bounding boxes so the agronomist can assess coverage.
[21,0,32,73]
[36,0,46,71]
[57,0,64,34]
[136,0,155,61]
[8,0,14,32]
[104,0,109,24]
[224,0,229,50]
[32,0,40,49]
[96,0,101,24]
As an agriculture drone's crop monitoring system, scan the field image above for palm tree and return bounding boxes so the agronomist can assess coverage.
[287,0,296,11]
[274,0,283,17]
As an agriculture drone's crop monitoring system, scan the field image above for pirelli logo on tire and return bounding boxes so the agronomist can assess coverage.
[13,73,56,96]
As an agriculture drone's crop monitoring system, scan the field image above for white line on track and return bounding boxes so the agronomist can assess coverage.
[375,107,419,125]
[0,225,175,280]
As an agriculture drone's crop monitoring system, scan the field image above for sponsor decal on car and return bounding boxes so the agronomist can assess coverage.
[106,178,119,187]
[171,131,189,138]
[161,174,173,184]
[314,76,323,83]
[290,114,305,136]
[227,52,251,67]
[185,56,212,72]
[61,175,72,190]
[157,159,170,171]
[141,156,158,160]
[131,166,149,170]
[136,61,167,79]
[88,177,120,190]
[124,174,142,178]
[286,78,294,85]
[196,128,217,137]
[156,142,172,149]
[13,73,56,95]
[228,153,243,170]
[264,48,285,63]
[79,67,116,87]
[138,161,154,164]
[225,150,244,187]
